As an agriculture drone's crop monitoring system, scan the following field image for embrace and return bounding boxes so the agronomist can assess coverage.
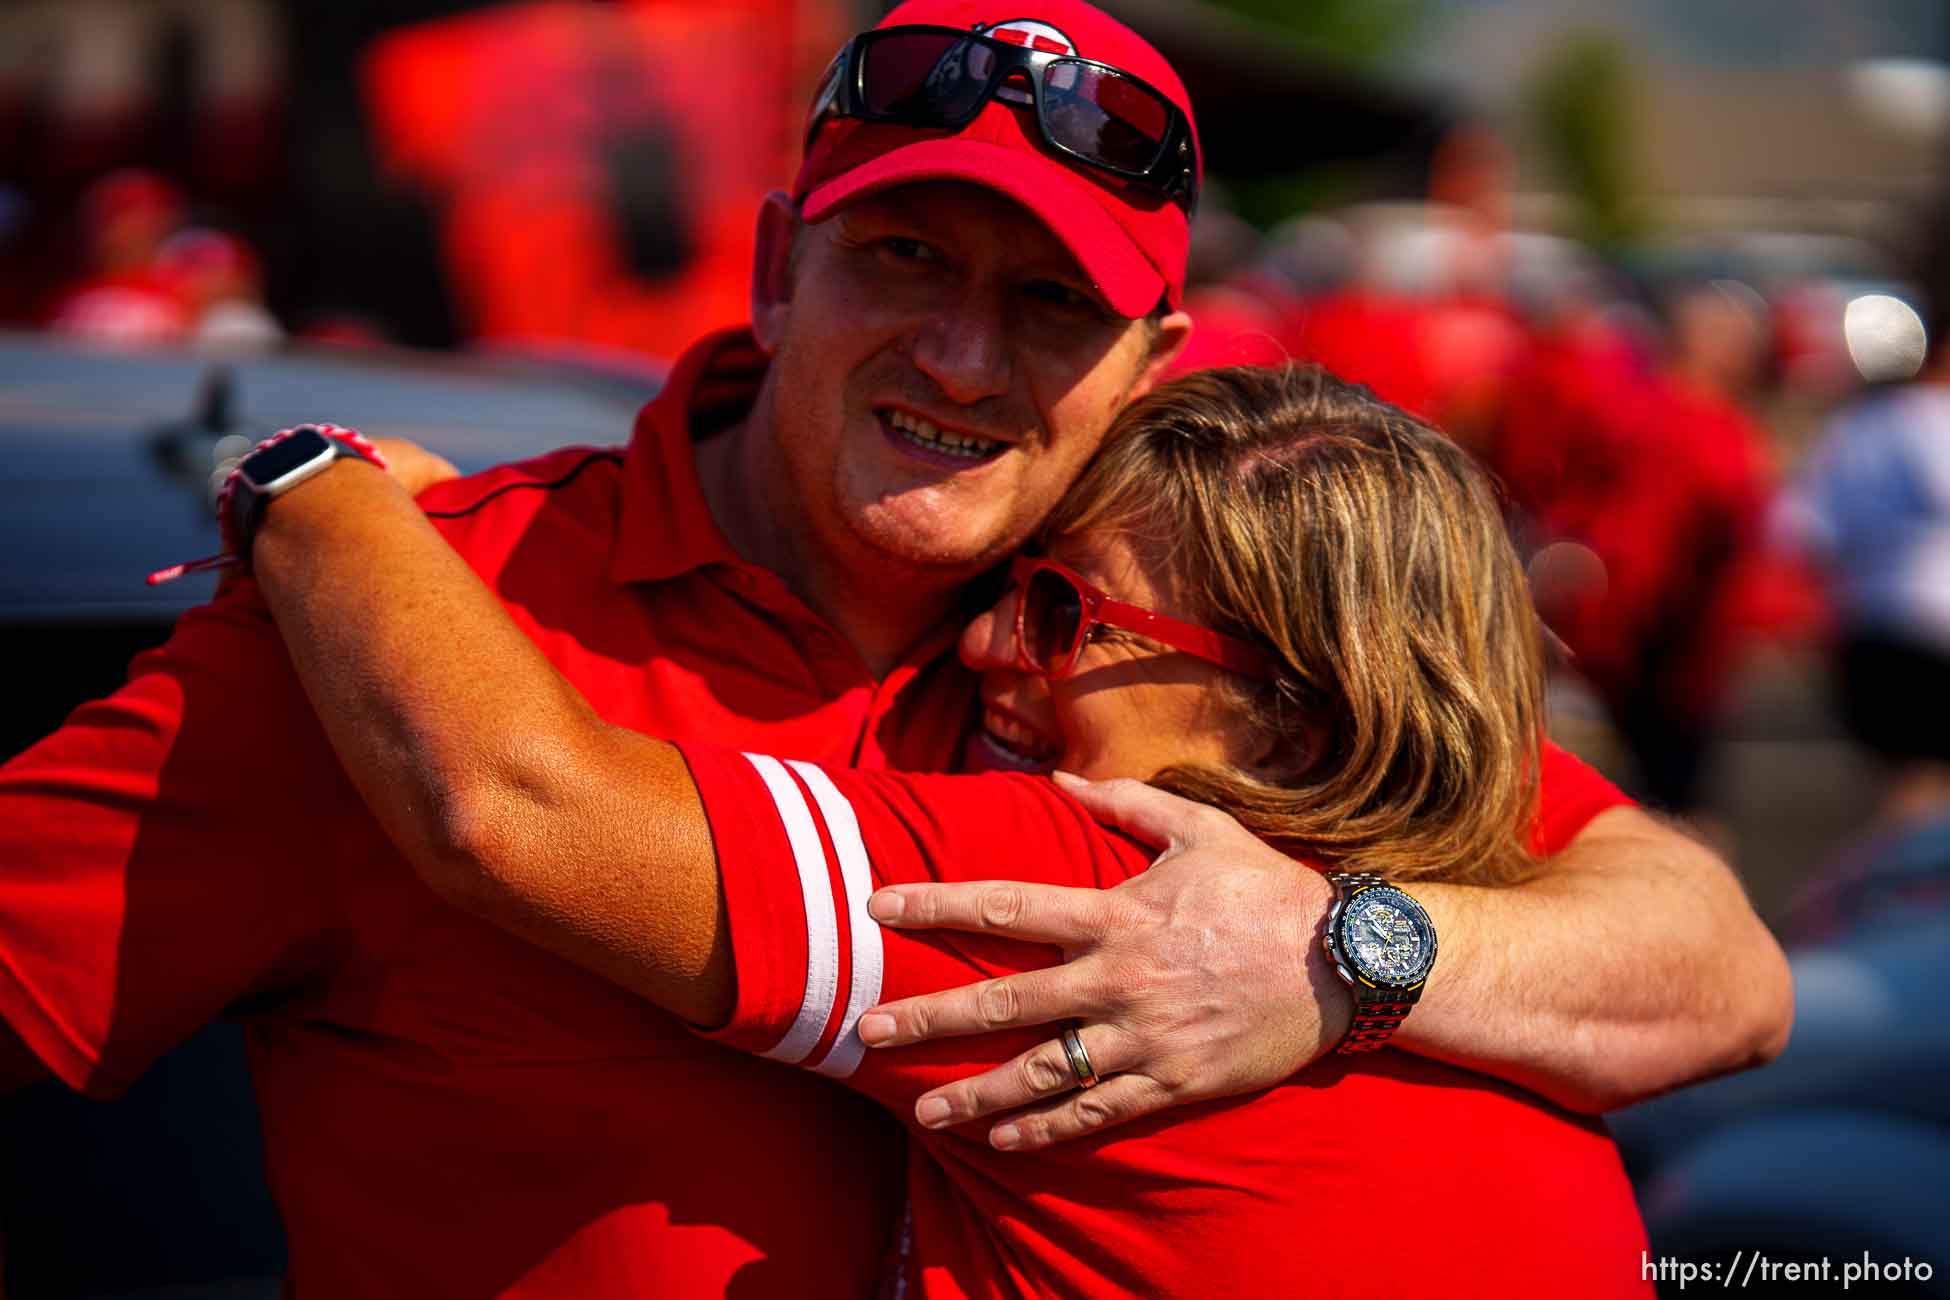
[0,1,1789,1296]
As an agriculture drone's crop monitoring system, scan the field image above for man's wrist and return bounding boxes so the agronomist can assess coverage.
[1320,873,1438,1054]
[1298,868,1355,1058]
[257,455,387,523]
[218,423,387,563]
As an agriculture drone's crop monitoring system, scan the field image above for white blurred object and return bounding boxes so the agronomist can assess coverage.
[1846,58,1950,139]
[194,300,284,353]
[1843,293,1928,383]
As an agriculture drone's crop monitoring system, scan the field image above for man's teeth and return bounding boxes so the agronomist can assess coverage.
[984,710,1057,761]
[889,409,1002,459]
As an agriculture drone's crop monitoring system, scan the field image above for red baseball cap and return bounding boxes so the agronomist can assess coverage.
[793,0,1198,319]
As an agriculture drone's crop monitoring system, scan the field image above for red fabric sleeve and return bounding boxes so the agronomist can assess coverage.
[1532,740,1633,856]
[0,582,359,1097]
[680,741,1630,1115]
[678,744,1146,1112]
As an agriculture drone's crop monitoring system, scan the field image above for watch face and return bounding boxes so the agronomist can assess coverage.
[239,428,333,489]
[1337,884,1437,988]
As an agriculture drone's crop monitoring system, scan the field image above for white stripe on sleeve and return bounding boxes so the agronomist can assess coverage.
[742,753,841,1065]
[788,760,883,1079]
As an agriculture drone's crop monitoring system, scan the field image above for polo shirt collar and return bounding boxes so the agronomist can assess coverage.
[610,328,770,586]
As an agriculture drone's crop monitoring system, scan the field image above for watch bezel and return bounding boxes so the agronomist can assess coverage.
[1326,880,1438,992]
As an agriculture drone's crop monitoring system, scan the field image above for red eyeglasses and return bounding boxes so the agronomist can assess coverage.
[1009,555,1277,681]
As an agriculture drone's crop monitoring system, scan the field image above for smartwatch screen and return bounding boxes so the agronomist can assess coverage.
[240,428,332,488]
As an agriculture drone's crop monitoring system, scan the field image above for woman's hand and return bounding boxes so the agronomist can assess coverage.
[858,774,1347,1150]
[371,438,461,497]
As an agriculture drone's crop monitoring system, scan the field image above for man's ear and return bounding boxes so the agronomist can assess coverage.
[1132,308,1194,396]
[750,190,801,356]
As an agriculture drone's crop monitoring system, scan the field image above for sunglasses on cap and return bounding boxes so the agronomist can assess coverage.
[806,24,1199,214]
[1009,555,1276,681]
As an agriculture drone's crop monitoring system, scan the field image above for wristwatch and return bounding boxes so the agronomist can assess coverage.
[1322,872,1438,1054]
[220,423,382,558]
[147,423,385,587]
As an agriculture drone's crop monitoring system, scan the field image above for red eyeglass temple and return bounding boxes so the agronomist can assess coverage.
[1011,556,1278,680]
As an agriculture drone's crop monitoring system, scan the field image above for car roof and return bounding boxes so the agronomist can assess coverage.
[0,334,663,621]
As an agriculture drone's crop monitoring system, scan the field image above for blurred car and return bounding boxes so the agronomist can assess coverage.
[0,333,661,760]
[0,333,660,1298]
[1612,812,1950,1298]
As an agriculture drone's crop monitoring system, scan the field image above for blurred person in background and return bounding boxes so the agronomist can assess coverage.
[1778,225,1950,836]
[1499,271,1817,816]
[44,167,193,346]
[156,224,284,350]
[1274,120,1531,459]
[1602,276,1788,815]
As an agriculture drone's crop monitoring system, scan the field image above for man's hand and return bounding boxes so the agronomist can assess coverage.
[857,773,1349,1150]
[865,776,1793,1143]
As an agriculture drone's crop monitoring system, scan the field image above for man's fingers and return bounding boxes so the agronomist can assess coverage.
[1049,772,1223,852]
[986,1073,1174,1151]
[868,878,1113,943]
[857,967,1105,1047]
[910,1024,1129,1128]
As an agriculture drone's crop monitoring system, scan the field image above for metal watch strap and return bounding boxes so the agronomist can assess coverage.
[1340,995,1418,1054]
[1326,871,1426,1056]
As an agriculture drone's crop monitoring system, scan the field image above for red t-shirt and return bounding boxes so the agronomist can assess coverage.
[0,331,971,1297]
[681,744,1648,1300]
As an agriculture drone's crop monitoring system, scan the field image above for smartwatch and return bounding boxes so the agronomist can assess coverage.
[1322,872,1438,1054]
[220,424,381,559]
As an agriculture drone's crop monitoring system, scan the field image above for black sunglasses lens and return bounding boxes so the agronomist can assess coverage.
[1041,61,1170,173]
[1023,568,1084,671]
[861,32,994,122]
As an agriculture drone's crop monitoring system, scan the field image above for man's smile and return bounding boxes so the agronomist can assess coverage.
[879,405,1012,468]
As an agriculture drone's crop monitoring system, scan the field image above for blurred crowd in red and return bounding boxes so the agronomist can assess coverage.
[0,0,843,354]
[1168,125,1862,813]
[3,0,1942,820]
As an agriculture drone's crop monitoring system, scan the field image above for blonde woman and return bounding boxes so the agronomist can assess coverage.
[247,365,1651,1298]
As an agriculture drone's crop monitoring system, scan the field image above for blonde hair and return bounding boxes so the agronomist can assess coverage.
[1047,364,1545,886]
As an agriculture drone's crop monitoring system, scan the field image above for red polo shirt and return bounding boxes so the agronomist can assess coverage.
[0,330,968,1297]
[0,327,1641,1296]
[680,745,1647,1300]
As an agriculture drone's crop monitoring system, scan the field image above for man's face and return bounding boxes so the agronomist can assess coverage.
[753,182,1188,580]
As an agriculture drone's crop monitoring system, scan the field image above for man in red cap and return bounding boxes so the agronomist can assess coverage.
[46,168,195,346]
[0,2,1786,1294]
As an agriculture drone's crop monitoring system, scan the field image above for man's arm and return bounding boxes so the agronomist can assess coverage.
[1404,801,1789,1104]
[248,456,736,1028]
[857,775,1792,1149]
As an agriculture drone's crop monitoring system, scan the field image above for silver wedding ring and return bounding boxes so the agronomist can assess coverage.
[1059,1023,1100,1090]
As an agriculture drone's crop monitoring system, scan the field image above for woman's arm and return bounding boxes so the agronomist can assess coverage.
[249,458,734,1026]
